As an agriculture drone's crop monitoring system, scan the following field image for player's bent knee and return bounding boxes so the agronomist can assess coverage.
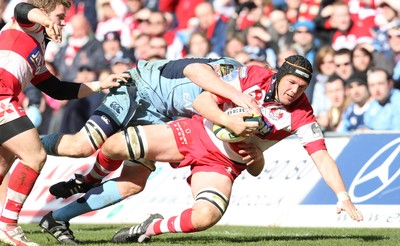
[193,189,229,229]
[119,181,146,198]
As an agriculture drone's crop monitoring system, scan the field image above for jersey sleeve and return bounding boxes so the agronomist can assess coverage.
[291,96,327,155]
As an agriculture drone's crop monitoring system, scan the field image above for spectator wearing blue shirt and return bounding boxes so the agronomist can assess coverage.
[364,68,400,130]
[337,72,372,133]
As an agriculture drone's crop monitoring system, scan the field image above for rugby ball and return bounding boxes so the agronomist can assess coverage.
[212,107,260,143]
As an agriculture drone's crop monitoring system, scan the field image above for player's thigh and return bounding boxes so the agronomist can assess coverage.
[3,128,46,166]
[142,124,183,162]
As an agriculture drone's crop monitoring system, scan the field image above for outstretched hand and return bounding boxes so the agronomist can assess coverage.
[336,199,364,222]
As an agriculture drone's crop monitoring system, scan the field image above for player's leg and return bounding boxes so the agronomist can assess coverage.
[112,171,233,243]
[39,163,152,244]
[49,124,182,198]
[41,81,138,157]
[0,116,45,246]
[0,146,15,185]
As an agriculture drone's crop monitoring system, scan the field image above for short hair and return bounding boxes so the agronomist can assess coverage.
[327,73,345,85]
[368,67,392,80]
[28,0,71,13]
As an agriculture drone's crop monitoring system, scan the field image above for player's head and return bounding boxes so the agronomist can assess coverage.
[28,0,71,26]
[274,55,313,105]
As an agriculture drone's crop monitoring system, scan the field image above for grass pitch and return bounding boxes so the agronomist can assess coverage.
[20,224,399,246]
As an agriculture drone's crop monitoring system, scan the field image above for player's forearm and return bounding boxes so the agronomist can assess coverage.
[311,150,348,195]
[14,2,52,28]
[184,63,241,100]
[77,81,102,98]
[193,91,229,126]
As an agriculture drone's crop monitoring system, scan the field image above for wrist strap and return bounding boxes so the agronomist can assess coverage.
[92,81,101,93]
[337,191,350,202]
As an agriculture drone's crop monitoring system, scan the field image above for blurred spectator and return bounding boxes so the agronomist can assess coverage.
[276,45,298,68]
[110,56,133,74]
[0,0,7,30]
[351,44,374,73]
[233,50,250,65]
[364,68,400,130]
[65,0,98,32]
[53,14,105,82]
[186,32,219,58]
[148,36,168,60]
[59,65,104,134]
[387,23,400,88]
[283,0,301,24]
[227,1,264,36]
[128,7,152,44]
[331,1,374,51]
[102,31,135,68]
[267,9,293,53]
[297,0,322,21]
[95,0,130,47]
[213,0,236,18]
[224,33,245,58]
[292,20,319,66]
[311,45,336,120]
[318,74,350,132]
[337,72,371,133]
[148,11,186,60]
[243,24,277,68]
[373,0,400,60]
[133,33,152,60]
[333,48,353,81]
[159,0,204,31]
[122,0,145,45]
[195,2,229,56]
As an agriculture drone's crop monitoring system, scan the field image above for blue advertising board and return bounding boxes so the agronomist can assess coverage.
[302,133,400,204]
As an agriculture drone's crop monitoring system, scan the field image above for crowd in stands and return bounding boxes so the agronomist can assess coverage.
[1,0,400,134]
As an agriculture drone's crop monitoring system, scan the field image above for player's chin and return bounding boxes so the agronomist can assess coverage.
[280,97,294,105]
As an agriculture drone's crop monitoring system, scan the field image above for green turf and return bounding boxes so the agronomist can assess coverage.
[21,223,400,245]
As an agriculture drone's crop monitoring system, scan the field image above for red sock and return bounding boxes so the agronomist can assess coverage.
[148,209,197,236]
[85,150,123,183]
[0,162,39,225]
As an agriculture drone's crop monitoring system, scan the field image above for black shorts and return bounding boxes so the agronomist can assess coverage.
[0,116,35,145]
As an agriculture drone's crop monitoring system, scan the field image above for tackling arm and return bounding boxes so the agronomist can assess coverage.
[183,63,260,114]
[193,91,255,136]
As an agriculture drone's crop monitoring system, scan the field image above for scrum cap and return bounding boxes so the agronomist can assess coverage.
[276,55,313,83]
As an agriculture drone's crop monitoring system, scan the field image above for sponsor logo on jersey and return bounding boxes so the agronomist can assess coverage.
[101,115,110,124]
[110,101,123,114]
[28,46,42,74]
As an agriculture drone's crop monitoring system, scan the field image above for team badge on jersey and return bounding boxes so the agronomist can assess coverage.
[261,103,291,130]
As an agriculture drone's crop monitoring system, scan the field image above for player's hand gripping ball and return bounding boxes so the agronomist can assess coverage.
[213,107,260,143]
